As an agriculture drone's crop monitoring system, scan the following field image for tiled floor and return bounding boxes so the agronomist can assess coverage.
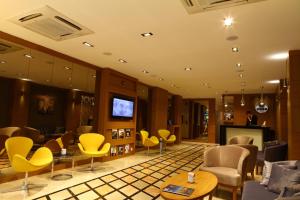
[0,142,245,200]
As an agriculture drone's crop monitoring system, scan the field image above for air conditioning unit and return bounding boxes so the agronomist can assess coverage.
[181,0,266,14]
[0,40,23,54]
[9,6,93,41]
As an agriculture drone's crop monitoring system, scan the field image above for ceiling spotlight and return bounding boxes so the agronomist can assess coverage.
[21,78,31,81]
[82,42,94,47]
[141,32,153,37]
[64,66,72,70]
[142,70,149,74]
[24,54,33,59]
[236,63,242,68]
[184,67,192,71]
[232,47,239,52]
[267,80,280,84]
[239,73,243,78]
[224,17,234,27]
[269,52,288,60]
[0,60,6,64]
[118,59,127,63]
[159,78,164,81]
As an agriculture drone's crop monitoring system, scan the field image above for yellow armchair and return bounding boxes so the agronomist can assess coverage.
[5,137,53,191]
[140,130,159,155]
[158,129,176,151]
[78,133,110,171]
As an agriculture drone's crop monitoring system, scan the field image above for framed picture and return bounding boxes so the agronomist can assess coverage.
[36,95,55,115]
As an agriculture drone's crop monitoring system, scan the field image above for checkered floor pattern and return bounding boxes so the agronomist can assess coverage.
[34,144,209,200]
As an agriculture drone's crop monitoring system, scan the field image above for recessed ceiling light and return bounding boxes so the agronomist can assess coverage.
[171,84,175,87]
[142,70,149,74]
[266,80,280,84]
[24,54,33,59]
[239,73,243,78]
[119,59,127,63]
[82,42,94,47]
[21,78,31,81]
[269,52,289,60]
[232,47,239,52]
[65,66,72,70]
[159,78,164,81]
[184,67,192,71]
[0,60,6,64]
[224,17,234,27]
[236,63,242,68]
[103,52,112,56]
[141,32,153,37]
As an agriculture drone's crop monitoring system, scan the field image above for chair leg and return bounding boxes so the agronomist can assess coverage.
[90,157,94,171]
[22,172,29,190]
[232,187,237,200]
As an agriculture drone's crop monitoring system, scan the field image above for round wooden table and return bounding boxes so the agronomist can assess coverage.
[160,171,218,200]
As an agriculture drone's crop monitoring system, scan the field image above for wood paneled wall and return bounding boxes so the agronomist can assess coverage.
[276,84,288,142]
[208,99,216,143]
[228,94,276,130]
[171,95,183,143]
[288,50,300,160]
[10,79,30,127]
[0,77,13,127]
[149,87,169,137]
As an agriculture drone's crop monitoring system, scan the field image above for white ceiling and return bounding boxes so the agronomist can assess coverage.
[0,0,299,98]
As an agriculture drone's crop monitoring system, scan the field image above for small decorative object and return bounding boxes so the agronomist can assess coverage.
[188,172,195,183]
[61,148,67,155]
[112,129,118,139]
[125,144,130,154]
[125,129,131,138]
[118,145,124,155]
[118,129,125,139]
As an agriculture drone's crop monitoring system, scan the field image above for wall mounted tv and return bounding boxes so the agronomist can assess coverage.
[111,96,134,119]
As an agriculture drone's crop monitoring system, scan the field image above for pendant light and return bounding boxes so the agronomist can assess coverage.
[240,89,245,107]
[259,86,265,106]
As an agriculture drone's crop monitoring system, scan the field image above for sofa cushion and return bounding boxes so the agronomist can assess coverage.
[268,164,300,194]
[261,161,298,185]
[199,166,241,186]
[242,181,278,200]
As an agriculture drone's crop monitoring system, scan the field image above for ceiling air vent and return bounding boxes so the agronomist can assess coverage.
[9,6,93,41]
[0,40,23,54]
[181,0,266,14]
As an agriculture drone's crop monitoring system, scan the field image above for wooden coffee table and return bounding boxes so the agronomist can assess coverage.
[160,171,218,200]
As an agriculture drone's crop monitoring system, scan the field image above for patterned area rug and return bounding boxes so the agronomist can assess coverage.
[34,144,209,200]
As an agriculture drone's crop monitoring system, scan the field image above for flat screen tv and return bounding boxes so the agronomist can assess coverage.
[111,96,134,119]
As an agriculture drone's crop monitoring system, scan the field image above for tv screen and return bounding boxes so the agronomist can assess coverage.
[112,96,134,119]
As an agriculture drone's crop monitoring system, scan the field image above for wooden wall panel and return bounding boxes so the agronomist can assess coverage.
[288,50,300,160]
[149,87,169,137]
[9,80,30,127]
[172,95,183,143]
[229,94,276,130]
[208,99,216,143]
[276,84,288,142]
[0,77,13,127]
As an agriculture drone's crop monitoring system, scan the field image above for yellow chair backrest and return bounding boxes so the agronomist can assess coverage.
[140,130,149,144]
[79,133,104,151]
[5,137,33,162]
[158,129,170,139]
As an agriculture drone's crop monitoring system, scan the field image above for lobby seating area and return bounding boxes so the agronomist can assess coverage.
[1,1,300,200]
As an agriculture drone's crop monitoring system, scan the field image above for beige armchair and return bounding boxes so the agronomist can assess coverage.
[236,144,258,179]
[229,135,254,145]
[0,127,21,137]
[199,145,250,200]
